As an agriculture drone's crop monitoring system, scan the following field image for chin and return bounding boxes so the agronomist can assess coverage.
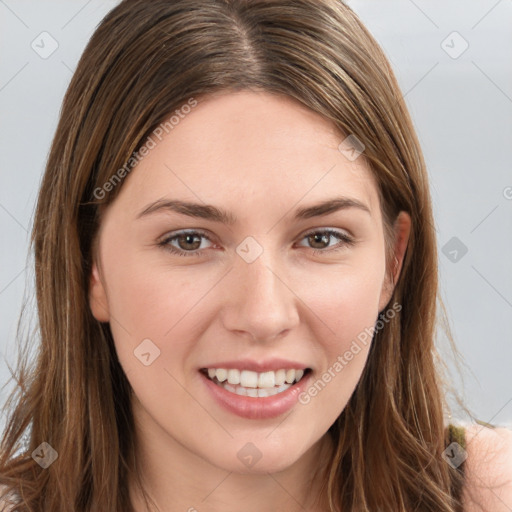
[208,439,305,475]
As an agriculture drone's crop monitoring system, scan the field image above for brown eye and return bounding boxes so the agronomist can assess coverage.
[297,229,355,254]
[159,230,213,257]
[308,233,331,249]
[176,233,202,251]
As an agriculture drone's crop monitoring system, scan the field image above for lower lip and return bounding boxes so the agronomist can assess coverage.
[200,370,312,420]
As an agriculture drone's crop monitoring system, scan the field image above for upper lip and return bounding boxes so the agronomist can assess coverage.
[200,358,311,373]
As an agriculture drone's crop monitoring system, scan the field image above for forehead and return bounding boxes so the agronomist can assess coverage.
[116,90,380,220]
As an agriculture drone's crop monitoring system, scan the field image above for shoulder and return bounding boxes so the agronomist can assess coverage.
[462,424,512,512]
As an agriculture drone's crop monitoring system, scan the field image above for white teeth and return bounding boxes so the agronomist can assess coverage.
[285,369,296,384]
[205,367,307,389]
[240,370,259,388]
[258,388,270,398]
[275,369,286,385]
[215,369,227,382]
[224,383,236,393]
[258,371,275,388]
[227,369,240,385]
[214,381,293,397]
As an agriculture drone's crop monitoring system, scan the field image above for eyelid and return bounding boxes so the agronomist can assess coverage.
[299,226,353,241]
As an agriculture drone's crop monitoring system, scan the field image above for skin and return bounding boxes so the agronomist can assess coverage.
[463,425,512,512]
[88,90,411,512]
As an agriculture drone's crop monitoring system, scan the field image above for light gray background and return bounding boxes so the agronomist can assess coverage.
[0,0,511,431]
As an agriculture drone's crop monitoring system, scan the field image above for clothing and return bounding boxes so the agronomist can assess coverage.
[447,423,466,450]
[446,422,467,512]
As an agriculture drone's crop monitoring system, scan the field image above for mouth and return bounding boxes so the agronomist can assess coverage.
[199,367,312,398]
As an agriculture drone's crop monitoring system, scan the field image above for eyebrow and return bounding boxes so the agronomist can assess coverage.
[136,196,371,224]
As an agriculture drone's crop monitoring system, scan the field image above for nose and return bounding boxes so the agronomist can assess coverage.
[220,246,300,342]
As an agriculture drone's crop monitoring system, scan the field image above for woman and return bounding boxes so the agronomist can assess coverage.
[0,0,511,511]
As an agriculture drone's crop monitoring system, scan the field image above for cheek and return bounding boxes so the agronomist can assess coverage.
[292,255,384,413]
[110,267,218,335]
[102,251,221,374]
[300,255,385,345]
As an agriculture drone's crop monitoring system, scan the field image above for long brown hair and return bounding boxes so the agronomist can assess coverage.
[0,0,477,510]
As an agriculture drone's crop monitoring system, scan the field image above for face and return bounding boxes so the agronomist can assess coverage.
[89,90,410,475]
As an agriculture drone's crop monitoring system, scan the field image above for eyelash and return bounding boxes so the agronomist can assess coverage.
[158,228,355,257]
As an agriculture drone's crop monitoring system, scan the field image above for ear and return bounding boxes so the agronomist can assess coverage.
[378,211,411,312]
[89,259,110,322]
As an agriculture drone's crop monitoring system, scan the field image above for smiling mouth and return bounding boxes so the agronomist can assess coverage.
[200,368,312,398]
